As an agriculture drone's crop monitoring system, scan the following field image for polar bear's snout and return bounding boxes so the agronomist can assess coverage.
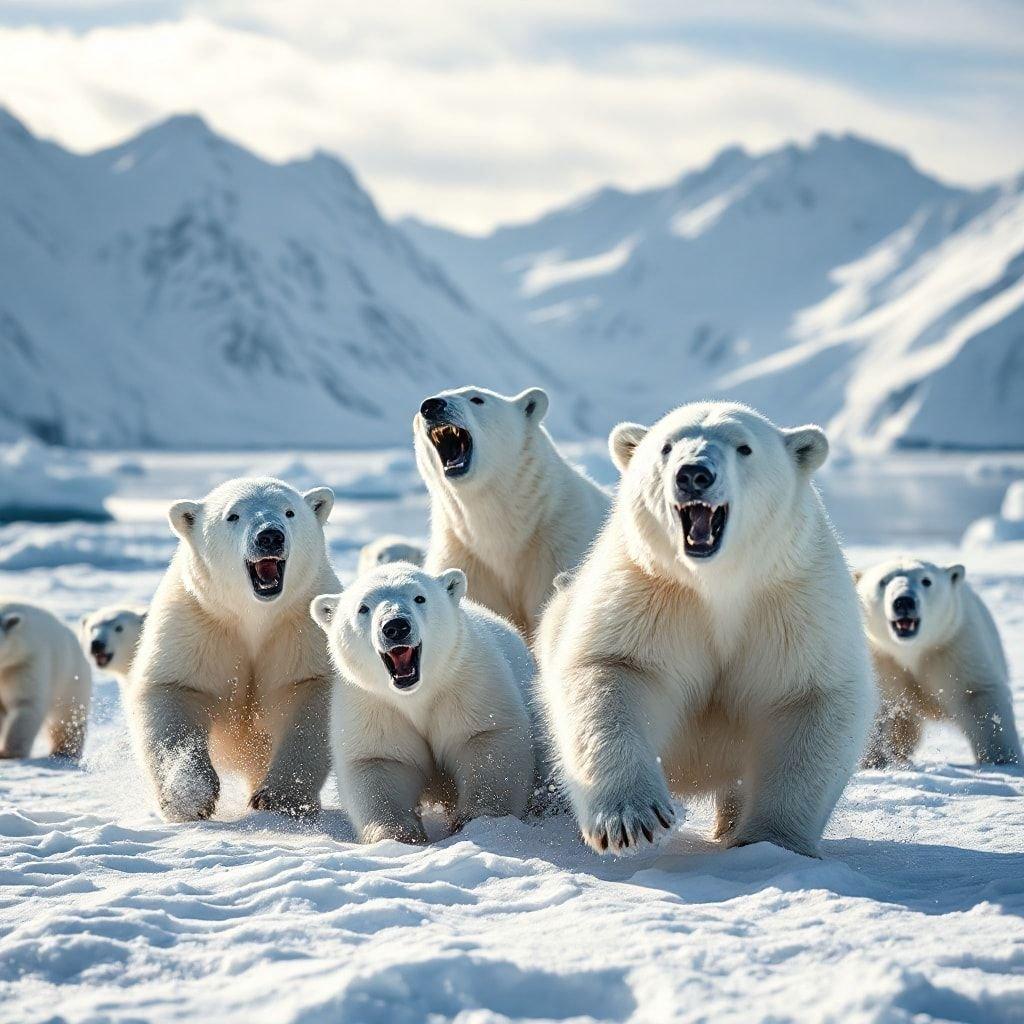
[375,611,423,690]
[671,452,729,559]
[886,581,921,640]
[245,519,290,601]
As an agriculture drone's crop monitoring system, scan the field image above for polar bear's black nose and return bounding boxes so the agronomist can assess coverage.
[420,397,447,420]
[90,639,106,655]
[255,527,285,554]
[893,595,916,615]
[382,617,412,642]
[676,463,716,497]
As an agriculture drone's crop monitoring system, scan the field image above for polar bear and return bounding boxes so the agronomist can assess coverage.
[311,563,536,844]
[857,557,1021,766]
[81,605,147,686]
[538,402,874,858]
[0,600,92,759]
[414,385,609,639]
[129,477,338,822]
[357,535,426,576]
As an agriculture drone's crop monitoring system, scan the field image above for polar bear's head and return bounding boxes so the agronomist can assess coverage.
[311,564,467,698]
[857,557,964,652]
[609,402,828,578]
[413,385,549,488]
[0,605,25,669]
[168,477,334,609]
[356,535,426,577]
[80,604,147,676]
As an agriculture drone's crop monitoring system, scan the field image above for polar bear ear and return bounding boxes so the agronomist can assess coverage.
[946,564,965,585]
[303,487,335,526]
[783,425,829,475]
[609,422,648,473]
[515,387,549,422]
[0,613,20,633]
[168,500,202,541]
[439,568,467,603]
[309,593,342,631]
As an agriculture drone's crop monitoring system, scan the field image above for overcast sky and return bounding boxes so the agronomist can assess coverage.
[1,1,1022,233]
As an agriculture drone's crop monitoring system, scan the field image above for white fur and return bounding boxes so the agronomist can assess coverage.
[312,563,536,844]
[414,385,609,638]
[357,535,426,576]
[129,477,339,822]
[858,557,1021,766]
[538,402,874,858]
[0,600,92,759]
[80,604,147,686]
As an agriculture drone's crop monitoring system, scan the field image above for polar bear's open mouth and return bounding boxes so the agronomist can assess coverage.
[677,501,729,558]
[890,616,920,639]
[381,644,422,689]
[429,424,473,477]
[92,650,113,668]
[246,556,286,600]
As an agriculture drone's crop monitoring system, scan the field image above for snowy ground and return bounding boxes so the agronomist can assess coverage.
[1,448,1023,1024]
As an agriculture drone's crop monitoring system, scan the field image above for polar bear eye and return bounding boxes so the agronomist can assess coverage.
[470,396,485,405]
[737,444,753,456]
[358,604,369,615]
[921,578,932,587]
[661,443,672,456]
[285,509,295,518]
[115,625,123,633]
[415,595,426,604]
[226,513,239,523]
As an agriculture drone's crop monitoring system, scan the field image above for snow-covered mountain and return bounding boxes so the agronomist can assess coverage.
[405,136,1024,451]
[0,109,561,448]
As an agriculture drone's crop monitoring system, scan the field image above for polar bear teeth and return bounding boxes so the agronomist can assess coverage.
[428,424,473,477]
[381,644,422,689]
[246,556,286,599]
[676,501,729,557]
[890,616,920,639]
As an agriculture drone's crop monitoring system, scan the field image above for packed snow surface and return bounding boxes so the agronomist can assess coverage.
[0,440,114,524]
[1,449,1023,1023]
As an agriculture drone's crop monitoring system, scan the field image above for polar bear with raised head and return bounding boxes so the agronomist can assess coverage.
[857,557,1020,766]
[81,605,147,686]
[129,477,338,822]
[0,600,92,759]
[311,563,536,844]
[414,385,609,639]
[357,535,425,576]
[538,401,874,858]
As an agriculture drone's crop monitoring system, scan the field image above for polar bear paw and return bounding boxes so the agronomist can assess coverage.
[158,767,219,822]
[360,819,429,846]
[248,785,320,819]
[578,781,676,855]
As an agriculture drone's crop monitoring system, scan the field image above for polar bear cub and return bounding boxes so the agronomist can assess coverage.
[357,535,425,576]
[129,477,338,822]
[858,557,1020,766]
[81,605,147,685]
[538,402,874,858]
[0,600,92,759]
[311,563,536,844]
[414,385,609,639]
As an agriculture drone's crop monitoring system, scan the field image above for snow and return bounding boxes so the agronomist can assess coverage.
[964,481,1024,548]
[0,440,114,524]
[2,449,1023,1023]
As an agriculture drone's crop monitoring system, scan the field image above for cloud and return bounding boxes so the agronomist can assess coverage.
[0,7,1021,231]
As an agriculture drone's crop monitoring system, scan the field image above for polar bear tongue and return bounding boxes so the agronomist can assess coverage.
[254,558,282,584]
[686,504,714,544]
[388,646,416,674]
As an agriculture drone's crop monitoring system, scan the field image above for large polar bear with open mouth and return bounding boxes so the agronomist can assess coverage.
[414,385,609,639]
[538,402,874,857]
[857,557,1020,766]
[311,563,536,844]
[129,477,338,822]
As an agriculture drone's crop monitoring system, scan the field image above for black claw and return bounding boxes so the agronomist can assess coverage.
[619,823,630,848]
[599,831,609,851]
[641,823,654,843]
[654,805,672,830]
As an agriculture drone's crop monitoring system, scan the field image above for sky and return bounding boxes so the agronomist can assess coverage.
[1,1,1022,233]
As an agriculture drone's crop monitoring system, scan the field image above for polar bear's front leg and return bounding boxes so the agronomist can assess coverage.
[345,757,429,845]
[954,685,1021,765]
[731,692,862,857]
[135,684,219,822]
[447,726,534,830]
[0,690,47,758]
[550,663,676,854]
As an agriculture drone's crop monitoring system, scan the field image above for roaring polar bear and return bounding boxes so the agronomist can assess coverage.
[414,385,609,638]
[357,535,426,576]
[538,402,874,857]
[857,557,1020,766]
[0,600,92,759]
[129,477,338,822]
[311,563,536,844]
[81,604,147,686]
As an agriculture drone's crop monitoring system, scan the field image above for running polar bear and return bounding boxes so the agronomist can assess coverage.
[81,605,147,686]
[857,557,1021,766]
[414,385,609,639]
[357,535,425,576]
[129,477,338,822]
[0,600,92,759]
[538,402,874,858]
[311,563,536,844]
